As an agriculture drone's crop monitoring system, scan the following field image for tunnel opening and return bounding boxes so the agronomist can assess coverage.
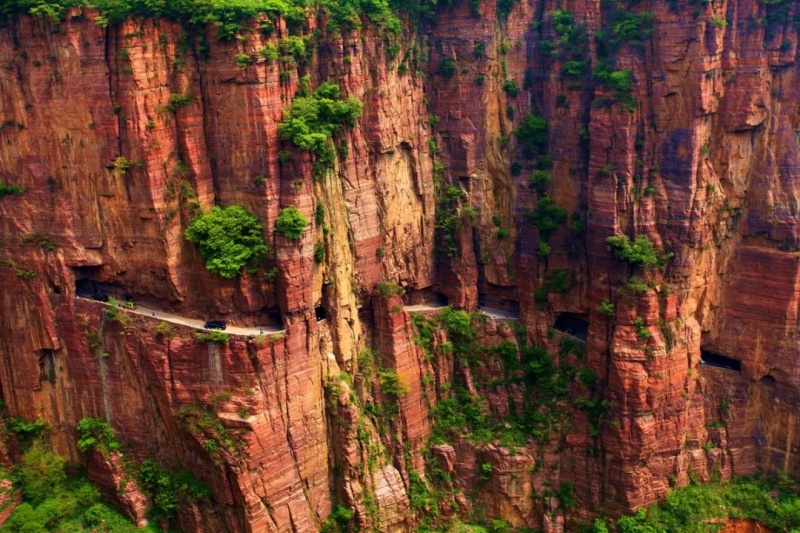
[315,305,327,322]
[553,313,589,342]
[761,375,776,385]
[404,288,449,307]
[73,266,119,300]
[266,309,283,329]
[700,349,741,371]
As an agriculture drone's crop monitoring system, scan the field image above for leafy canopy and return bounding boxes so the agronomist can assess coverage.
[278,81,362,156]
[275,205,309,240]
[185,205,268,278]
[606,234,670,270]
[1,441,151,533]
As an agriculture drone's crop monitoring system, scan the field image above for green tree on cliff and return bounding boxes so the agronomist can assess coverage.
[185,205,268,278]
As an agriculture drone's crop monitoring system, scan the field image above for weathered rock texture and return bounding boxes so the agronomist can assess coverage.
[0,0,799,530]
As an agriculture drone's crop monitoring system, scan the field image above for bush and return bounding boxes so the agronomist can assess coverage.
[617,477,800,533]
[18,442,67,505]
[529,169,551,194]
[375,280,403,298]
[1,441,147,533]
[314,242,325,263]
[524,197,567,240]
[76,418,121,455]
[278,81,362,175]
[515,113,548,158]
[597,299,615,316]
[0,183,25,197]
[438,57,456,77]
[378,369,409,398]
[502,79,520,96]
[606,234,671,269]
[185,205,268,278]
[275,205,309,240]
[195,331,229,343]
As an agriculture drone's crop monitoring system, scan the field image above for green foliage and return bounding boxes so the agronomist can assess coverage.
[378,369,409,398]
[606,234,671,270]
[597,299,615,316]
[438,306,475,348]
[479,462,493,481]
[438,57,456,77]
[0,183,25,197]
[314,241,325,263]
[594,61,635,109]
[544,268,574,294]
[17,441,65,505]
[259,43,279,62]
[20,231,58,250]
[7,417,48,439]
[137,459,211,523]
[537,241,551,258]
[154,321,172,336]
[76,418,121,455]
[515,112,548,158]
[164,92,193,112]
[596,9,654,57]
[323,0,401,34]
[524,196,567,240]
[550,9,590,80]
[235,52,252,67]
[375,280,403,298]
[496,0,516,21]
[315,203,325,225]
[175,405,241,460]
[616,476,800,533]
[185,205,268,278]
[195,331,229,343]
[1,441,149,533]
[278,81,362,176]
[633,316,651,340]
[557,482,576,510]
[321,504,355,533]
[502,79,520,97]
[529,169,551,194]
[275,205,309,240]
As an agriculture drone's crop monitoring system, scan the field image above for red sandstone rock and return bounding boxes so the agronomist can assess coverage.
[0,0,799,530]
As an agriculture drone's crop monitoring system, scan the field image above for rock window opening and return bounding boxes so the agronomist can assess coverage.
[553,313,589,342]
[700,349,741,371]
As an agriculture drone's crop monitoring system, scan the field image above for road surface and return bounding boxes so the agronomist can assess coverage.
[477,306,519,320]
[76,297,285,337]
[404,303,520,321]
[404,303,448,312]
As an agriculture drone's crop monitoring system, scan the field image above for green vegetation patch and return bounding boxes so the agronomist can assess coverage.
[76,417,121,456]
[615,476,800,533]
[0,183,24,197]
[278,79,362,177]
[606,234,671,270]
[185,205,268,278]
[0,441,153,533]
[275,205,309,240]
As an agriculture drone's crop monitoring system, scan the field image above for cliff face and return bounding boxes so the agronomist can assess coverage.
[0,0,799,530]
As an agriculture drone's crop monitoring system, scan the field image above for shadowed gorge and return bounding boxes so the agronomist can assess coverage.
[0,0,800,531]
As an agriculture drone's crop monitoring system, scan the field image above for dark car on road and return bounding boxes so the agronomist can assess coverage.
[204,320,227,330]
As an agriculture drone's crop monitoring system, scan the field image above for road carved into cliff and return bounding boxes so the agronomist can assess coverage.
[404,303,520,321]
[76,297,285,337]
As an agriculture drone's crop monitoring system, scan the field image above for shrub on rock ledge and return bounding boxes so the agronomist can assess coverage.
[185,205,268,278]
